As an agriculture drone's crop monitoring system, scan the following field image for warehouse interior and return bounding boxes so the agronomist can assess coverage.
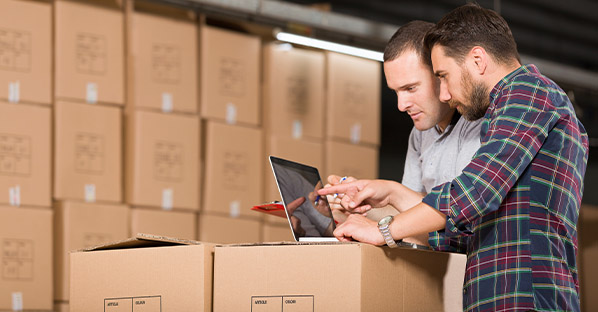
[1,0,596,311]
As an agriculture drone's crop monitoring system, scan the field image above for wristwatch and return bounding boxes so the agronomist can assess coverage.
[378,215,399,248]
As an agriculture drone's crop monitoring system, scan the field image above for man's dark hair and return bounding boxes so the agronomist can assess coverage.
[423,3,520,65]
[383,20,434,68]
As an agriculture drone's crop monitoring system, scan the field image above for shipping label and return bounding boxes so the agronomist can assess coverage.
[154,141,183,182]
[76,33,106,75]
[1,239,33,281]
[222,151,247,191]
[0,28,31,72]
[105,296,161,312]
[152,44,180,84]
[219,57,245,97]
[75,132,104,174]
[251,295,314,312]
[0,134,31,176]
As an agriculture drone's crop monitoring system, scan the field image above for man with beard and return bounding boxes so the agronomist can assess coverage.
[319,3,588,311]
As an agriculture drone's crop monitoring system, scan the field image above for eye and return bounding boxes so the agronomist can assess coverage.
[407,86,416,92]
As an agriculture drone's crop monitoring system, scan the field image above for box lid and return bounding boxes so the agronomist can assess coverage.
[79,233,203,252]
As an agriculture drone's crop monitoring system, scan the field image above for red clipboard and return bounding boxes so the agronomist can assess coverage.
[251,202,287,218]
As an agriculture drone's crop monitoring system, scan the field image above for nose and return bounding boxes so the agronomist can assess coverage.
[397,93,411,112]
[439,81,451,103]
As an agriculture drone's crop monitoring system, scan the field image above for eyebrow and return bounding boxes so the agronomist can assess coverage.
[396,82,420,91]
[434,70,446,77]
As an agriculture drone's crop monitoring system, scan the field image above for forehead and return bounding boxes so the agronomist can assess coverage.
[430,45,457,71]
[384,50,428,78]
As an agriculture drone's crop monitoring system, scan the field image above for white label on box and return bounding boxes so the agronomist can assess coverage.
[8,81,20,103]
[86,83,98,104]
[11,292,23,311]
[162,93,173,113]
[229,200,241,218]
[226,102,237,124]
[162,188,173,210]
[350,123,361,144]
[292,120,303,139]
[9,185,20,207]
[84,184,96,202]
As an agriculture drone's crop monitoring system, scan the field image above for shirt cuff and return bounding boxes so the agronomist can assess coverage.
[422,182,473,237]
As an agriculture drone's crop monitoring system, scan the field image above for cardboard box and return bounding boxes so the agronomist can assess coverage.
[202,121,262,217]
[0,205,52,311]
[54,0,124,105]
[54,302,69,312]
[580,205,598,312]
[262,223,294,242]
[325,140,379,180]
[0,101,51,207]
[127,4,198,113]
[326,52,381,145]
[198,213,261,244]
[214,242,466,312]
[131,207,197,240]
[125,110,200,210]
[70,234,214,312]
[263,43,325,141]
[200,25,260,125]
[54,101,122,202]
[0,0,51,105]
[53,201,129,301]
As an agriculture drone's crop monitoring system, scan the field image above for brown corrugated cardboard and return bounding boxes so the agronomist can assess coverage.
[0,205,52,311]
[198,213,261,244]
[127,4,198,113]
[131,207,197,240]
[326,52,381,145]
[54,101,122,202]
[0,101,51,207]
[54,302,69,312]
[262,223,294,242]
[264,136,324,224]
[53,201,129,302]
[580,205,598,312]
[202,121,262,218]
[54,0,124,105]
[200,25,260,125]
[263,43,325,141]
[214,242,466,312]
[325,139,379,180]
[125,110,200,210]
[0,0,51,105]
[70,234,214,312]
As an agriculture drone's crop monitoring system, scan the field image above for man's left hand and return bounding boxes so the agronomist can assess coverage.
[333,214,385,246]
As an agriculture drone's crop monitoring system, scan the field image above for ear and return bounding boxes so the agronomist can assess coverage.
[469,46,488,75]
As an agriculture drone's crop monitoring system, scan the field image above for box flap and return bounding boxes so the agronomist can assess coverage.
[217,241,358,248]
[77,233,202,252]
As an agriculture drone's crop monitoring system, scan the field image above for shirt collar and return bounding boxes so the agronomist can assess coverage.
[489,64,540,103]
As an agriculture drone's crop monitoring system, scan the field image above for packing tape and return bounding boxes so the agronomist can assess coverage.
[350,123,361,144]
[292,120,303,139]
[226,102,237,124]
[12,292,23,311]
[162,93,173,113]
[229,200,241,218]
[86,83,98,104]
[8,81,20,103]
[9,185,20,207]
[84,184,96,203]
[162,188,173,210]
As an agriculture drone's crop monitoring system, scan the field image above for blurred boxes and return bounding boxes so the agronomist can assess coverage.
[53,201,129,302]
[127,3,198,113]
[214,243,466,312]
[200,26,260,125]
[202,121,262,218]
[0,101,51,207]
[70,234,214,312]
[0,0,51,105]
[131,207,197,240]
[198,213,261,244]
[54,302,69,312]
[0,206,52,311]
[262,223,294,242]
[326,52,380,145]
[263,43,325,141]
[54,101,122,202]
[54,0,124,105]
[580,205,598,312]
[125,110,200,210]
[325,140,379,180]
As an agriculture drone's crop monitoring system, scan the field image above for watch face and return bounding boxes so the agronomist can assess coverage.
[378,215,393,226]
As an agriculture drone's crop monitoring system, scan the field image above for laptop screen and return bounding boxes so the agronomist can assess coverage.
[269,156,336,241]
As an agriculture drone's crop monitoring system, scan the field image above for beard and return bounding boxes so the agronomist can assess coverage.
[448,69,489,121]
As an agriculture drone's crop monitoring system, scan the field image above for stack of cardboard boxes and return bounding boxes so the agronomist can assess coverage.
[199,25,263,243]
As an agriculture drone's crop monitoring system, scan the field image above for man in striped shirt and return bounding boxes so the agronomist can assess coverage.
[319,3,588,311]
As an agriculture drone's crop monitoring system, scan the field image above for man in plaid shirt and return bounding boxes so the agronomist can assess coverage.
[319,3,588,311]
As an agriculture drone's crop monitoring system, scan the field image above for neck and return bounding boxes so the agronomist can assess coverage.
[436,109,455,133]
[486,61,522,91]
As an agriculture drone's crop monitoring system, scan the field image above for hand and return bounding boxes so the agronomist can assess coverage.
[333,214,384,245]
[324,175,357,216]
[318,179,400,214]
[286,197,306,237]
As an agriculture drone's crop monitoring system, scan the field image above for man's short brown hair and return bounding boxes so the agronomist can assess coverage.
[424,3,520,65]
[384,20,435,68]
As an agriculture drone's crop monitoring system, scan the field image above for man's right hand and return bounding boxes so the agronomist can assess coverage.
[319,178,401,214]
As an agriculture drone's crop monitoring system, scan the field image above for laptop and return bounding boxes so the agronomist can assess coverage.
[269,156,338,242]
